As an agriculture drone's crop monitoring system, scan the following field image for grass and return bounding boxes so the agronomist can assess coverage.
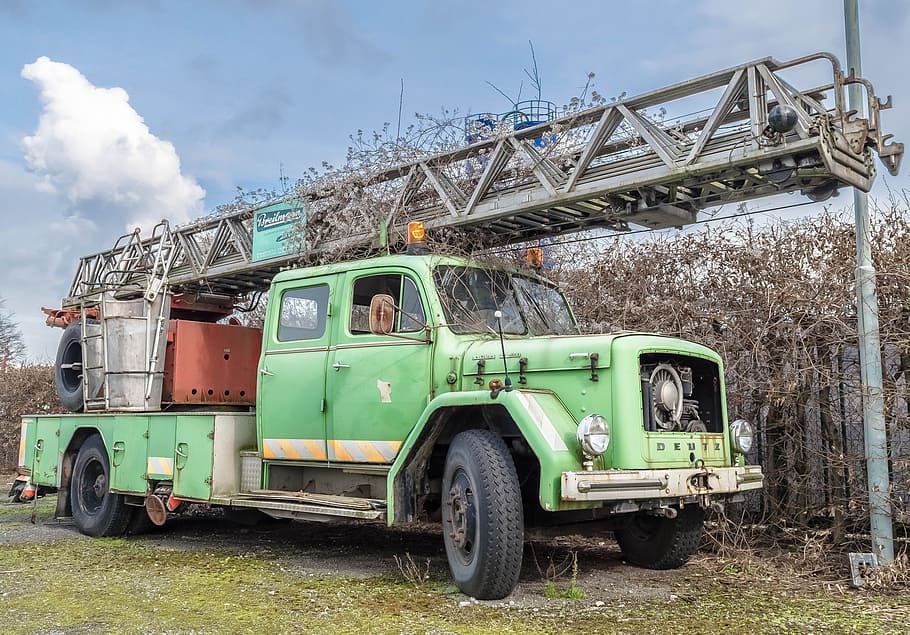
[542,551,585,600]
[1,497,909,634]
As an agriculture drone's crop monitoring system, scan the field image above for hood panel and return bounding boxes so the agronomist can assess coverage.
[461,334,615,377]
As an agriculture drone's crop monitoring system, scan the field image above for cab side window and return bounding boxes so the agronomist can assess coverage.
[349,274,426,335]
[278,284,330,341]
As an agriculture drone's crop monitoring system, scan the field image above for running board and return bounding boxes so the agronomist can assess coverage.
[213,490,386,522]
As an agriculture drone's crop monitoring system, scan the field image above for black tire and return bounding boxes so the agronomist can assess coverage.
[126,506,159,535]
[70,435,132,537]
[55,321,85,412]
[8,481,27,503]
[441,429,523,600]
[223,508,268,526]
[615,506,705,569]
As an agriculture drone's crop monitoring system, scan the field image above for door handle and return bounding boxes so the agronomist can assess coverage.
[175,443,189,470]
[332,362,350,371]
[112,442,125,467]
[259,366,274,376]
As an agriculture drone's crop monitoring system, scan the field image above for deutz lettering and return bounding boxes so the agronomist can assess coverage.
[654,442,722,452]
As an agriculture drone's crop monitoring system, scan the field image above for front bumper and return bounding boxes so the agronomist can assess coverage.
[561,465,763,502]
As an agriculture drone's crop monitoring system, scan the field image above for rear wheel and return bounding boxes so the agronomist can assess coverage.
[441,429,523,600]
[126,506,158,535]
[54,321,85,412]
[71,435,131,537]
[615,506,704,569]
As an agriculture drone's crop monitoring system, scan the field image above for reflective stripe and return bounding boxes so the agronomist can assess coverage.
[262,438,327,461]
[18,423,28,467]
[146,456,175,477]
[262,438,401,463]
[329,439,402,463]
[515,391,569,452]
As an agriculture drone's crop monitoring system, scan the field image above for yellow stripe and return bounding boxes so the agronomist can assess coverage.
[278,439,301,460]
[262,438,400,463]
[302,439,327,461]
[357,441,385,464]
[18,424,28,466]
[330,440,354,462]
[146,456,174,476]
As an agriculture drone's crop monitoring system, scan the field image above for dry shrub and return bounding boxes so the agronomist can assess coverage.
[560,196,910,541]
[861,553,910,591]
[0,365,62,469]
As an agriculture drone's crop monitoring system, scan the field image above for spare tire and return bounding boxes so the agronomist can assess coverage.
[55,321,85,412]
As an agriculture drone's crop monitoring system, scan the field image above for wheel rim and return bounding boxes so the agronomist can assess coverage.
[444,469,477,565]
[60,338,83,392]
[77,456,106,516]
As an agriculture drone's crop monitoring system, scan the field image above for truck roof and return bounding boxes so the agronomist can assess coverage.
[270,253,534,284]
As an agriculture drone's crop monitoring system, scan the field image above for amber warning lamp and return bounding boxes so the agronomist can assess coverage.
[406,221,429,255]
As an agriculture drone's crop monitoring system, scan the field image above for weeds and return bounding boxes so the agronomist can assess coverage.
[393,552,430,588]
[531,545,585,600]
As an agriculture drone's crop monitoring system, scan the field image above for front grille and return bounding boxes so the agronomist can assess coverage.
[640,353,723,433]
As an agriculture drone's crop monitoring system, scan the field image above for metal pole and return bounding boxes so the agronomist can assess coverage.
[843,0,894,565]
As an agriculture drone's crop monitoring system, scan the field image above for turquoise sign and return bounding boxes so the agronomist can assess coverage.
[252,200,305,262]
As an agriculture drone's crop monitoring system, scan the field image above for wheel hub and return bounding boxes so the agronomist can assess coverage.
[93,473,106,499]
[445,472,476,555]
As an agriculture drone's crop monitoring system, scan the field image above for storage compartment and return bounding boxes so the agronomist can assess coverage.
[162,320,262,406]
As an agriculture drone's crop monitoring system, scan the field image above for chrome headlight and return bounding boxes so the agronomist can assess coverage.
[576,414,610,457]
[730,419,754,454]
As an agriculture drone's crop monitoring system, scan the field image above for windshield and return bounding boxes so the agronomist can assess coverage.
[434,266,577,336]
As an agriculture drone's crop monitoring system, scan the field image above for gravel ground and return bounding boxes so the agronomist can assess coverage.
[3,473,909,634]
[0,485,672,609]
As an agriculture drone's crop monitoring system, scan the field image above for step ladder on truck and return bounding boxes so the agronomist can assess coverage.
[12,52,902,600]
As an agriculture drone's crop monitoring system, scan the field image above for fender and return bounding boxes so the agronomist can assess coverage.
[387,388,600,524]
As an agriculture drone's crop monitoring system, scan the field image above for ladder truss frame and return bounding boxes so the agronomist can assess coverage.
[64,52,902,305]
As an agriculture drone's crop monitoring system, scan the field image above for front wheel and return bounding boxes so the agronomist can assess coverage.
[441,429,523,600]
[615,506,705,569]
[71,435,131,537]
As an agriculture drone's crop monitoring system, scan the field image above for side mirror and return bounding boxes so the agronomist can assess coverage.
[369,294,396,335]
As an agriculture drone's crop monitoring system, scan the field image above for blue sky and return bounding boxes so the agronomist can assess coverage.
[1,0,907,360]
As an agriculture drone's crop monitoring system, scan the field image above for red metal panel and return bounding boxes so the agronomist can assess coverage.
[162,320,262,405]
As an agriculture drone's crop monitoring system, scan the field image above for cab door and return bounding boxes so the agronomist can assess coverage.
[326,270,432,465]
[257,276,335,464]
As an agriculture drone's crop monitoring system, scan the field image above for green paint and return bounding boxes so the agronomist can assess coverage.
[110,416,149,494]
[31,418,60,485]
[257,275,334,460]
[146,415,177,479]
[173,415,215,501]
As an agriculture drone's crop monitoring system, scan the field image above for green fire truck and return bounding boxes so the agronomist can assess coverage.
[11,52,900,599]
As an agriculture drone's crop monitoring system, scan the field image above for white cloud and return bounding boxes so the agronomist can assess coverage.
[20,56,205,232]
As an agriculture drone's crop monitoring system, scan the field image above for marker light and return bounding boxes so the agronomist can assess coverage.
[406,221,428,255]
